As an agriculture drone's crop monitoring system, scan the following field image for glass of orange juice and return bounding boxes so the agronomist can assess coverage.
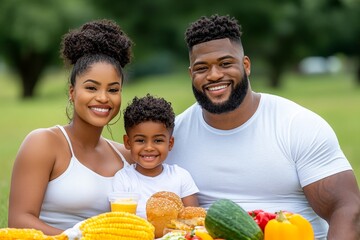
[108,192,140,214]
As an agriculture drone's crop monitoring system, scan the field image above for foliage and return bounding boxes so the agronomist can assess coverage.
[0,0,99,98]
[91,0,360,87]
[1,0,360,99]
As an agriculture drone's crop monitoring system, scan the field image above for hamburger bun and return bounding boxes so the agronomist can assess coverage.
[178,206,207,220]
[168,206,207,230]
[146,191,183,238]
[151,191,184,212]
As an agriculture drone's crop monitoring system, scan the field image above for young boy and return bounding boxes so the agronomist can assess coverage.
[112,94,199,219]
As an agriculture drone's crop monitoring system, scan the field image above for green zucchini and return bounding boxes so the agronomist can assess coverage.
[205,199,263,240]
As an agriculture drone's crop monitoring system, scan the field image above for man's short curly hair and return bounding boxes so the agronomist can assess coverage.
[185,14,242,50]
[124,94,175,133]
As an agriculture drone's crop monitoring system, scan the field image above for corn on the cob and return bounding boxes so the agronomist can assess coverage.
[1,212,155,240]
[79,211,155,240]
[0,228,67,240]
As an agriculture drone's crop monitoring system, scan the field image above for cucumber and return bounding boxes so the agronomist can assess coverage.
[205,199,263,240]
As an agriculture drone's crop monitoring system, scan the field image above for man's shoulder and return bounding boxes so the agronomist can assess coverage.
[260,93,306,112]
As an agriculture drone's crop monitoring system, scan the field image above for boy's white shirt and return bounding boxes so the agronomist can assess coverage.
[112,163,199,219]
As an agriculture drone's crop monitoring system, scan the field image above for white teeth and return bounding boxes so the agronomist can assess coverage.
[91,107,109,112]
[208,85,227,91]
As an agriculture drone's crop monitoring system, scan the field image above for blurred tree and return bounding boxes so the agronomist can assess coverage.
[89,0,306,86]
[231,0,305,87]
[0,0,98,98]
[3,0,358,97]
[92,0,360,87]
[306,0,360,85]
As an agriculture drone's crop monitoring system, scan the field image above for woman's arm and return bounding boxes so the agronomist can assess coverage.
[110,140,135,164]
[8,129,64,235]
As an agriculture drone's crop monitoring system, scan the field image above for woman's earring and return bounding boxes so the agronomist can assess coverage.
[66,98,74,121]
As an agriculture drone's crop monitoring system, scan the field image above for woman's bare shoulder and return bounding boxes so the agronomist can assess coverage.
[13,126,66,175]
[17,126,66,161]
[24,126,63,144]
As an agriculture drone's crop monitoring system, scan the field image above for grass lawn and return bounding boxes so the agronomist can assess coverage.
[0,69,359,228]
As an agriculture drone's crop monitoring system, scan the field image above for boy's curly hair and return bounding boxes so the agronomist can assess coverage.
[185,14,242,50]
[124,94,175,133]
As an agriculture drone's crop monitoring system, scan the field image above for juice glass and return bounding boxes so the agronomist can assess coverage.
[108,192,140,214]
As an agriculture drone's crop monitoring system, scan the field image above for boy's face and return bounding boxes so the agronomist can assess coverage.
[123,121,174,177]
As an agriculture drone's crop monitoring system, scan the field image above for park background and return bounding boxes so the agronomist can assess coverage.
[0,0,359,228]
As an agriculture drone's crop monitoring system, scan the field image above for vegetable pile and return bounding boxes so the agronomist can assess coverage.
[203,199,315,240]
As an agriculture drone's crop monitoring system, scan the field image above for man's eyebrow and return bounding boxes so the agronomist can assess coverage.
[193,55,235,66]
[218,55,235,61]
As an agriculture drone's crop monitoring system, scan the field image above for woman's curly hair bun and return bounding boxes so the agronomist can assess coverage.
[61,19,132,68]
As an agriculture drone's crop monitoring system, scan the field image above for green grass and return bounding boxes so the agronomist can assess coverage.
[0,69,359,228]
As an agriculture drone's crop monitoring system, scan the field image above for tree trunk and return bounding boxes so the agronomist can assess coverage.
[357,57,360,86]
[269,63,283,88]
[14,51,50,99]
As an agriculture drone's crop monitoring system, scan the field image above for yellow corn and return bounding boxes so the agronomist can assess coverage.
[79,211,155,240]
[0,212,154,240]
[0,228,67,240]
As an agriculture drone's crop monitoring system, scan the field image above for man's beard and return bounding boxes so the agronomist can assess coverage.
[192,72,249,114]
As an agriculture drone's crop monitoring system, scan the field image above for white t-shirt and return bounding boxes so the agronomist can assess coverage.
[166,93,352,239]
[112,163,199,219]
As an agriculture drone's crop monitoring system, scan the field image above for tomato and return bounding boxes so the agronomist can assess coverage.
[185,231,203,240]
[191,236,202,240]
[185,232,193,240]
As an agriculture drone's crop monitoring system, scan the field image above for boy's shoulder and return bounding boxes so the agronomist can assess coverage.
[115,164,136,175]
[163,163,191,175]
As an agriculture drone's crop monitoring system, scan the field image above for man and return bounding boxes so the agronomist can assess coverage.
[166,14,360,239]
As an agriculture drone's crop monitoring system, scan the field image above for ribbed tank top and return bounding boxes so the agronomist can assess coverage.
[39,125,129,230]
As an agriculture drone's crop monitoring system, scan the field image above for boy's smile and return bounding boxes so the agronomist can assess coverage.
[124,121,174,177]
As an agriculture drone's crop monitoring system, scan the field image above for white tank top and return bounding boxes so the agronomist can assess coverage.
[39,125,129,230]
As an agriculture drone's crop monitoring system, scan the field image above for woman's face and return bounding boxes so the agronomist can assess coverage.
[69,62,122,127]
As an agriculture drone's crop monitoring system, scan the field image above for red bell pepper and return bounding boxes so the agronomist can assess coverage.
[248,209,276,232]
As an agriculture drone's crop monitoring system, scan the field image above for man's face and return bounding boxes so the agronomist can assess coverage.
[189,38,250,114]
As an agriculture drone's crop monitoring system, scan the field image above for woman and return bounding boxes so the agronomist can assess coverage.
[8,19,133,235]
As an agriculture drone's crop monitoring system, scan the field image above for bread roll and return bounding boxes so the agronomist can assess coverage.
[146,191,183,238]
[151,191,184,212]
[177,206,206,228]
[178,206,206,219]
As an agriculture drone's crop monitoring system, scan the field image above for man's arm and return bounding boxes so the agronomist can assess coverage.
[303,170,360,240]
